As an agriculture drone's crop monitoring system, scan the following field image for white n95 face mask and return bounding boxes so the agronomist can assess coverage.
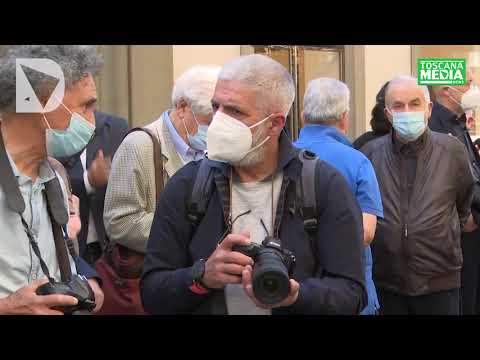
[206,111,272,163]
[461,84,480,111]
[449,84,480,111]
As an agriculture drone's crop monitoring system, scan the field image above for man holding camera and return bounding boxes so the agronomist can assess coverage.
[0,45,104,315]
[140,54,367,315]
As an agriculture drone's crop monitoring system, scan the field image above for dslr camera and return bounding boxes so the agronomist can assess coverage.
[36,274,96,315]
[233,237,296,305]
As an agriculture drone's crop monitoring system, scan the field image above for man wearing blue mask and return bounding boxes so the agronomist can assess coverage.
[361,75,474,315]
[102,65,220,314]
[429,69,480,314]
[0,45,104,315]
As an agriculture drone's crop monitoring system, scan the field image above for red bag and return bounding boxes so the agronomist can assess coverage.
[95,243,147,315]
[95,127,164,315]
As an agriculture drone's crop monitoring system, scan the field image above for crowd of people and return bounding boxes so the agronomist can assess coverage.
[1,44,480,315]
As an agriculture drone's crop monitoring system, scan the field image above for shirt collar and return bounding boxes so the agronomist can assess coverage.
[299,124,352,148]
[163,110,203,160]
[6,151,55,185]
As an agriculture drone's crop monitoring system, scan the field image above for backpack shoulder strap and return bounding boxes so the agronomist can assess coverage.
[297,149,320,234]
[187,159,215,227]
[125,127,164,202]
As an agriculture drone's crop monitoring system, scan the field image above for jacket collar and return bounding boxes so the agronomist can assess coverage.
[299,124,352,147]
[433,101,465,132]
[391,128,431,155]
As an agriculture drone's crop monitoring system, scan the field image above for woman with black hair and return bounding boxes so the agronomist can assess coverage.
[353,81,392,150]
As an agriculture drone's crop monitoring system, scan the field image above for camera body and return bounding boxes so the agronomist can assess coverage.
[36,274,96,315]
[233,237,296,305]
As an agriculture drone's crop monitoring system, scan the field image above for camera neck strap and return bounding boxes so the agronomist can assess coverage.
[0,124,72,283]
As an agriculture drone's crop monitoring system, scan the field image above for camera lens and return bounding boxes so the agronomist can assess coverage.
[252,248,291,305]
[263,276,279,294]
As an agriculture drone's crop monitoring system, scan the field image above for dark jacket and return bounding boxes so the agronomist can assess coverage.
[141,135,367,314]
[429,101,480,224]
[361,129,474,296]
[58,111,129,258]
[353,131,388,150]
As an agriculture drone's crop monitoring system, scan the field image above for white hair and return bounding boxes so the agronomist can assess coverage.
[303,78,350,124]
[218,54,295,116]
[171,65,221,115]
[385,75,431,106]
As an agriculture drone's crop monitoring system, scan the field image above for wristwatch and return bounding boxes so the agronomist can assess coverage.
[189,258,210,295]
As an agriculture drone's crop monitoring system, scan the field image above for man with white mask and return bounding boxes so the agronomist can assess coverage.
[429,68,480,314]
[140,54,367,315]
[362,75,474,315]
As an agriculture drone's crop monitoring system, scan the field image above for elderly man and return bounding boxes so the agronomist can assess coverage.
[101,65,220,314]
[429,70,480,314]
[140,54,367,315]
[56,111,129,266]
[362,75,474,315]
[0,45,104,315]
[294,78,383,315]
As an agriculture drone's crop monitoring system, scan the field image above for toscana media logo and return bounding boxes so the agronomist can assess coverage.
[418,58,466,86]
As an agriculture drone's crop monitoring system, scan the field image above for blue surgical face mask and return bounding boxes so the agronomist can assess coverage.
[390,110,426,142]
[42,102,95,158]
[182,110,208,151]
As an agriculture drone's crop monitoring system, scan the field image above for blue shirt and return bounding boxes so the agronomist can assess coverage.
[295,124,383,315]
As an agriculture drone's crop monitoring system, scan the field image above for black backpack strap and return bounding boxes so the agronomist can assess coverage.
[187,159,215,227]
[298,150,319,234]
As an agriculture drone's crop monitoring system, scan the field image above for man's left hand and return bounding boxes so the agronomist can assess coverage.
[242,265,300,309]
[87,279,104,313]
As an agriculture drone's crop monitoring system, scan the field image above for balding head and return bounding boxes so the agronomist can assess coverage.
[385,75,430,108]
[384,75,433,142]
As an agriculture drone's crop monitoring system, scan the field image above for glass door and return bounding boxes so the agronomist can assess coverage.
[247,45,345,140]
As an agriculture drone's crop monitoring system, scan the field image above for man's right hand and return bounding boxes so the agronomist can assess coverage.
[87,150,111,188]
[0,279,78,315]
[201,233,254,289]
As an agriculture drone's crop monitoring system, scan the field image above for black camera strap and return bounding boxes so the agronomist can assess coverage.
[0,124,72,283]
[20,216,55,283]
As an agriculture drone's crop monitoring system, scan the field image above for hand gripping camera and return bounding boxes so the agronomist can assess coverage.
[233,237,296,305]
[36,274,96,315]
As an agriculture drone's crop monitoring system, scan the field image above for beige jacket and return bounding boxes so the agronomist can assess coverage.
[103,112,185,253]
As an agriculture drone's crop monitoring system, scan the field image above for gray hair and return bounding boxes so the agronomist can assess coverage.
[303,78,350,124]
[218,54,295,116]
[172,65,221,116]
[0,45,103,114]
[385,75,430,107]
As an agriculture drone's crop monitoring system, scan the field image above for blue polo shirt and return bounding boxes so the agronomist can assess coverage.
[295,124,383,315]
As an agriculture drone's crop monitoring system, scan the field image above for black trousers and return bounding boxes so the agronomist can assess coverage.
[377,288,460,315]
[460,229,480,314]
